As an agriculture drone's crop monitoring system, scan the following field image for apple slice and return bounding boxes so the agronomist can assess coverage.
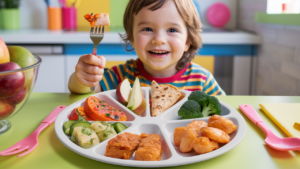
[127,77,146,116]
[116,79,131,106]
[127,78,138,110]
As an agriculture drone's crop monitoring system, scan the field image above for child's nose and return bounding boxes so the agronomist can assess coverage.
[151,33,166,45]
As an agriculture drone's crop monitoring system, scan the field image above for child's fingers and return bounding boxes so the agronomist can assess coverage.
[97,55,106,68]
[76,72,103,87]
[79,64,104,75]
[81,71,103,83]
[80,54,102,66]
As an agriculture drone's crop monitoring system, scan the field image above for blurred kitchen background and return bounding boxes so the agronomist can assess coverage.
[0,0,299,96]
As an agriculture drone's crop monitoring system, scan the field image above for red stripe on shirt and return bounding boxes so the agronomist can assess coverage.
[178,75,207,81]
[137,59,190,83]
[112,66,121,83]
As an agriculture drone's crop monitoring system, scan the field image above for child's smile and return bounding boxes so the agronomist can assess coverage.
[131,0,190,77]
[148,50,170,58]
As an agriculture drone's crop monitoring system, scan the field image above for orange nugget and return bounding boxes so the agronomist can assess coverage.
[105,132,141,159]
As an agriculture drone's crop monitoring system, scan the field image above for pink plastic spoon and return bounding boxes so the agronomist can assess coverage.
[239,104,300,151]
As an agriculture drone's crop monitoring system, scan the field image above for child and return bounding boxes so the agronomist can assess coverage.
[68,0,225,96]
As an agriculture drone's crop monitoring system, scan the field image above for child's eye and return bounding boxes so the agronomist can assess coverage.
[142,28,153,32]
[168,28,177,33]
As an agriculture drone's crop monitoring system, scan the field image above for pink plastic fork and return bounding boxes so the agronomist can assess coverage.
[239,104,300,151]
[0,105,67,157]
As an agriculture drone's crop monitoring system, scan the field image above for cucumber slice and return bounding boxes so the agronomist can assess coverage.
[69,121,91,135]
[63,120,76,135]
[113,122,128,133]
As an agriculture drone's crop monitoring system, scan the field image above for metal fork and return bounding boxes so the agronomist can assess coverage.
[90,26,105,92]
[0,105,67,157]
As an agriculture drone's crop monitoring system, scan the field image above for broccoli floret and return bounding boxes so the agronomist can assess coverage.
[188,91,209,108]
[178,100,203,119]
[201,96,221,117]
[188,91,221,117]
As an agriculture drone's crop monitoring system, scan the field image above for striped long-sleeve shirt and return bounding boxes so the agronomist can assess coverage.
[100,59,226,96]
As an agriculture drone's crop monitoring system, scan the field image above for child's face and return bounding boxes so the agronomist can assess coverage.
[131,0,190,75]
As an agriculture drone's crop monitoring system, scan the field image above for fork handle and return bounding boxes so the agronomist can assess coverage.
[239,104,264,125]
[42,105,67,125]
[92,49,97,55]
[30,105,67,137]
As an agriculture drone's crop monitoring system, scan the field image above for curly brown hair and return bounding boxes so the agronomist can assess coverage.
[120,0,202,71]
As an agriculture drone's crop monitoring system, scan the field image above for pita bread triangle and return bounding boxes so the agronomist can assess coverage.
[151,80,182,117]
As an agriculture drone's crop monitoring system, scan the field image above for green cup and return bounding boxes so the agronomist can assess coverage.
[0,9,20,30]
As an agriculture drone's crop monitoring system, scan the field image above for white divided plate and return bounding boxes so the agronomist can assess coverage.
[54,87,247,168]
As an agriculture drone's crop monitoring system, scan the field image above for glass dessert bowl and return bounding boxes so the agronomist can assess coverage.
[0,55,42,135]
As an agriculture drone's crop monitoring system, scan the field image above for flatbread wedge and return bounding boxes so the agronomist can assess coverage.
[151,81,182,117]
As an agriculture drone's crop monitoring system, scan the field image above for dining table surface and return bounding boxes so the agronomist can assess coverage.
[0,93,300,169]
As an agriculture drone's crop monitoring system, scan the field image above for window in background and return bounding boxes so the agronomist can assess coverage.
[267,0,300,14]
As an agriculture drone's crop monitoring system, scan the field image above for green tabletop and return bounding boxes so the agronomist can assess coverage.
[1,93,300,169]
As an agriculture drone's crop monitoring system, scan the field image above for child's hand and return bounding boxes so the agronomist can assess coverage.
[75,54,106,87]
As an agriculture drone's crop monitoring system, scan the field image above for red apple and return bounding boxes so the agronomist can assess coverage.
[127,77,146,115]
[0,38,10,64]
[116,78,132,106]
[0,100,15,120]
[0,62,25,98]
[4,87,27,105]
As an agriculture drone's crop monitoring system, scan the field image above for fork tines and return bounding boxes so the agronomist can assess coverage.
[90,26,105,35]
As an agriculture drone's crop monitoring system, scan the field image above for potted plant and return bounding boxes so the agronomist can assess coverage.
[0,0,20,30]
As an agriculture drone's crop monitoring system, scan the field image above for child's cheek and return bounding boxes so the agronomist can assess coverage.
[135,34,149,51]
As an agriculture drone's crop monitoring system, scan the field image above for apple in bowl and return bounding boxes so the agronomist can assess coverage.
[0,100,15,120]
[0,62,25,98]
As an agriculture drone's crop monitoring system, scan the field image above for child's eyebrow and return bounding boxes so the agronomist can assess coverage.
[138,21,150,26]
[138,21,181,28]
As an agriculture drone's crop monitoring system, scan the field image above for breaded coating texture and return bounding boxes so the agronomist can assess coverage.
[105,132,141,159]
[200,127,230,143]
[192,137,219,154]
[208,115,237,134]
[174,127,187,146]
[135,133,163,161]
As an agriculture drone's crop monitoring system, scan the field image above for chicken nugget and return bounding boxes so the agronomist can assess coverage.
[173,127,187,146]
[105,132,141,159]
[200,127,230,143]
[208,115,237,134]
[179,128,198,153]
[187,120,208,134]
[135,133,162,161]
[192,137,219,154]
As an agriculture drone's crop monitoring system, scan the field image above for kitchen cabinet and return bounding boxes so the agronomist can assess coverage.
[33,55,66,93]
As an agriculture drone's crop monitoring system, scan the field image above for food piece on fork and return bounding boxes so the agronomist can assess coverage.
[95,13,110,26]
[105,132,141,159]
[135,133,163,161]
[84,13,110,27]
